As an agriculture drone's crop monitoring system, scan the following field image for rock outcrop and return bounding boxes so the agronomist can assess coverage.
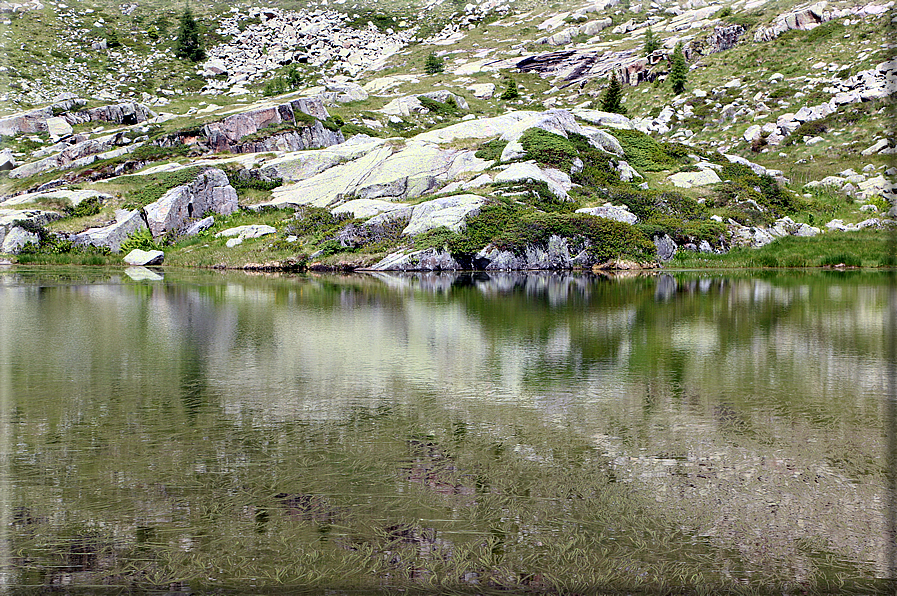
[201,97,343,153]
[144,169,238,238]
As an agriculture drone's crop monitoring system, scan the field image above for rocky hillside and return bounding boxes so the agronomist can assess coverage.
[0,0,894,270]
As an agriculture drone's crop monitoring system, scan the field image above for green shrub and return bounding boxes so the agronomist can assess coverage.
[607,188,705,222]
[519,128,578,169]
[768,86,792,99]
[607,129,679,172]
[715,163,801,215]
[475,139,509,162]
[120,227,159,253]
[493,212,656,262]
[447,202,524,255]
[67,196,103,218]
[413,226,459,250]
[500,78,520,100]
[418,95,460,116]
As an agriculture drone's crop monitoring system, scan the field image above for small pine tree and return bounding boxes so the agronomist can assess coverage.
[175,5,206,62]
[500,78,520,100]
[599,72,626,115]
[424,53,444,75]
[643,27,661,55]
[669,42,688,94]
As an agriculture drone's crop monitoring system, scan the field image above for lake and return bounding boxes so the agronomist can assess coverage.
[0,266,893,594]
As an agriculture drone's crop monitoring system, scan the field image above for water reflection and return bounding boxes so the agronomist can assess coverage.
[0,267,892,593]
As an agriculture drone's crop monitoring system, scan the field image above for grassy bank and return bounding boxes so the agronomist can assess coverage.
[668,229,896,269]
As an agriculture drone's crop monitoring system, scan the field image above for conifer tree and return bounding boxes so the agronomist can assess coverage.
[643,27,661,55]
[599,72,626,115]
[175,4,205,62]
[669,42,688,95]
[424,53,444,75]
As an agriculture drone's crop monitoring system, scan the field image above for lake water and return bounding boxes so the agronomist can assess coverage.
[0,266,894,594]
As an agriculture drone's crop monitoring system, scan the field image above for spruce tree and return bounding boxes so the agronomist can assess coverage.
[175,5,205,62]
[669,42,688,95]
[424,53,444,75]
[599,72,626,115]
[643,27,661,55]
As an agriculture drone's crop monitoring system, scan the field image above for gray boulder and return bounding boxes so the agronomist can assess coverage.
[123,249,164,266]
[85,102,156,125]
[144,169,238,238]
[668,169,722,188]
[0,149,15,171]
[0,226,40,254]
[654,234,678,261]
[72,209,148,253]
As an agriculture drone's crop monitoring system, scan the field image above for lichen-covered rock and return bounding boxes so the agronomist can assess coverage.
[402,195,485,236]
[654,234,678,262]
[493,161,572,200]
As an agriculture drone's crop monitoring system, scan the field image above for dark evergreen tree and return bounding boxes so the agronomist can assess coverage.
[500,78,520,100]
[175,4,205,62]
[643,27,661,55]
[424,53,444,74]
[669,42,688,94]
[599,72,626,115]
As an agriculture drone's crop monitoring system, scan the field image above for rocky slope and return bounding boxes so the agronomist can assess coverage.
[0,0,894,270]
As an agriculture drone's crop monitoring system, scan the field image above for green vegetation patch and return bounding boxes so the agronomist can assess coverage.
[120,167,201,209]
[493,212,656,262]
[474,138,509,162]
[712,163,801,219]
[607,129,684,172]
[519,128,578,170]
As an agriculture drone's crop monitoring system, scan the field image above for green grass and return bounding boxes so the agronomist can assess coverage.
[669,229,894,269]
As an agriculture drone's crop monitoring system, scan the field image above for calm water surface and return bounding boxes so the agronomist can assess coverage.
[0,266,893,594]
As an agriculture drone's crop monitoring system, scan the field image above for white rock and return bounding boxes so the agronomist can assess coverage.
[215,224,276,239]
[861,139,889,156]
[46,116,73,141]
[468,83,496,99]
[493,161,572,200]
[123,249,164,266]
[575,205,637,224]
[668,169,722,188]
[402,194,485,236]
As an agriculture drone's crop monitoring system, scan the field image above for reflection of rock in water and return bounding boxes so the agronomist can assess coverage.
[655,274,677,301]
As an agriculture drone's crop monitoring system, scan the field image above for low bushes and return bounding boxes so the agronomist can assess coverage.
[519,128,578,170]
